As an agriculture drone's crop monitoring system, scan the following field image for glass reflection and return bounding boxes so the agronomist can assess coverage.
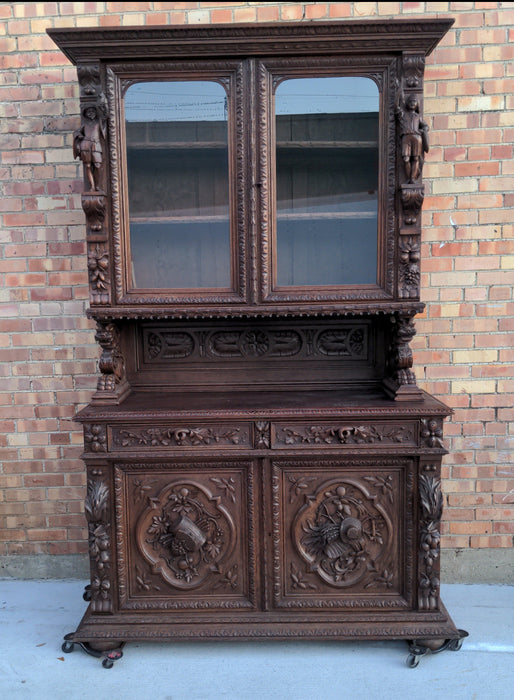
[275,76,379,287]
[125,81,231,290]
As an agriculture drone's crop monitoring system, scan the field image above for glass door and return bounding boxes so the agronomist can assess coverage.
[118,64,247,305]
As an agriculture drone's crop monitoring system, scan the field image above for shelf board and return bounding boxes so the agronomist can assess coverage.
[127,140,377,151]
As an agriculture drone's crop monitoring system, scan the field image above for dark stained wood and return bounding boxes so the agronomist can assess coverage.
[48,19,461,657]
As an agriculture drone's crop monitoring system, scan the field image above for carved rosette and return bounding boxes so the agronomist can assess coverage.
[84,424,107,453]
[136,481,236,590]
[85,477,113,613]
[418,474,443,610]
[93,321,130,404]
[292,478,394,589]
[421,418,445,448]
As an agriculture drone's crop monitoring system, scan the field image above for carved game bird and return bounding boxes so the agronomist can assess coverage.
[303,517,364,559]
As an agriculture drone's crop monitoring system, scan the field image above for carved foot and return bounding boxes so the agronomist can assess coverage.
[62,632,124,668]
[406,629,468,667]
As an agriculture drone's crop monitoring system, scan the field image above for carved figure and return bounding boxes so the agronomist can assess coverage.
[396,94,429,183]
[73,106,104,192]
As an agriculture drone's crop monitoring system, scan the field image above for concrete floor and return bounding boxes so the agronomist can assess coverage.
[0,581,513,700]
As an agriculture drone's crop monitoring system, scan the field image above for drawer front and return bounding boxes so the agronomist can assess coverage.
[115,460,257,611]
[272,421,418,449]
[109,423,253,450]
[270,458,415,610]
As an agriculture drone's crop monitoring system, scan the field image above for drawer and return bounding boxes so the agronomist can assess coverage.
[271,421,418,448]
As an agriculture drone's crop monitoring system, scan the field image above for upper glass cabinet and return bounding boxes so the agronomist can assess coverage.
[49,19,453,314]
[274,76,379,289]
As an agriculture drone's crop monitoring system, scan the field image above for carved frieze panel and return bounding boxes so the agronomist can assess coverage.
[115,463,256,610]
[142,324,368,364]
[272,460,414,609]
[273,422,417,448]
[111,424,251,450]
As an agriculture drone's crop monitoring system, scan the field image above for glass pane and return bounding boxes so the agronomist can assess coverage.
[125,81,231,289]
[275,76,379,287]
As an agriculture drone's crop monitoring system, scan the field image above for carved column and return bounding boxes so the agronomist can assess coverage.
[92,321,130,405]
[75,62,111,305]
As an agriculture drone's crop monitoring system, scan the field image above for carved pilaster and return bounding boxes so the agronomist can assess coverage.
[92,321,130,405]
[85,473,113,613]
[383,312,422,401]
[418,474,443,611]
[75,63,111,306]
[395,54,427,302]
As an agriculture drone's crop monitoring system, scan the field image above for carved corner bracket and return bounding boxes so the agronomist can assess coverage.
[92,321,130,405]
[383,312,422,401]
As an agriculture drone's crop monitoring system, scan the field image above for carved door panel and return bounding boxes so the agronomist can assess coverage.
[271,458,415,610]
[115,461,257,611]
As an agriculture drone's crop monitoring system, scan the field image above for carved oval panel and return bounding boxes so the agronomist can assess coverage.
[292,477,393,589]
[137,480,236,590]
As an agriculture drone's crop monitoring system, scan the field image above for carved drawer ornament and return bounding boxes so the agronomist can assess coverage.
[278,423,414,447]
[137,481,237,590]
[292,477,394,589]
[112,425,246,448]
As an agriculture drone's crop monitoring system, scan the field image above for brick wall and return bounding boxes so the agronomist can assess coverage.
[1,2,513,580]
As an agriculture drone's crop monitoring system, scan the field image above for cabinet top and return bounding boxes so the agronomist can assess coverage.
[48,18,453,64]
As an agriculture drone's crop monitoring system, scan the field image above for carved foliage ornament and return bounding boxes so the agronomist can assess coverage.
[113,426,245,448]
[418,474,443,610]
[279,423,413,447]
[85,478,112,612]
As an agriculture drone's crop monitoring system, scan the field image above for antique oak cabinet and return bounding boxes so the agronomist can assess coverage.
[48,19,466,667]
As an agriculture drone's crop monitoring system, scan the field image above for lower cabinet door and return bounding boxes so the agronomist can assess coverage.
[114,460,257,611]
[270,458,416,610]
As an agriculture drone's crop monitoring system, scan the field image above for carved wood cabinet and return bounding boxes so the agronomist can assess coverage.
[49,19,466,665]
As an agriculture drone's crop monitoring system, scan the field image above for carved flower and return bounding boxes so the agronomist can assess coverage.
[91,576,110,600]
[84,424,107,453]
[421,419,444,448]
[290,562,317,590]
